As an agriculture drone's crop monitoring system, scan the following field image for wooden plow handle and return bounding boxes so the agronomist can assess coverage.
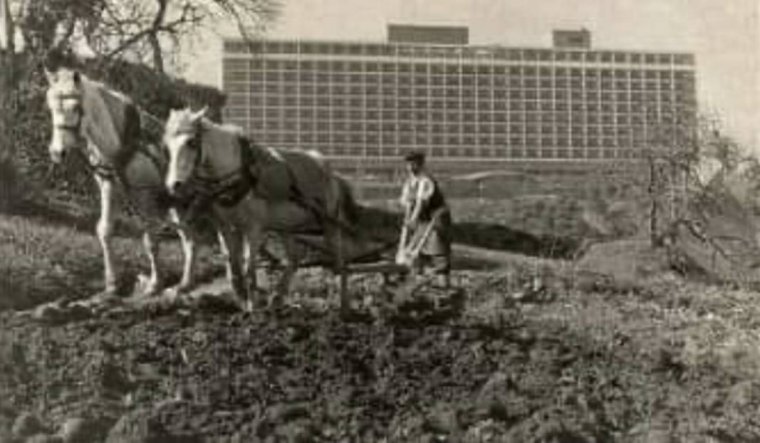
[396,208,443,266]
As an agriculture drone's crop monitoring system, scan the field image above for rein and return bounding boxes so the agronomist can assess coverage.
[62,113,182,231]
[181,125,256,213]
[53,93,84,134]
[179,127,395,251]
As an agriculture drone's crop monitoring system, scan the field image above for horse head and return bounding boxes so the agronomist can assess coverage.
[44,66,86,164]
[163,106,208,196]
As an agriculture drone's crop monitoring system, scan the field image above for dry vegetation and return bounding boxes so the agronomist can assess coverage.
[0,210,223,311]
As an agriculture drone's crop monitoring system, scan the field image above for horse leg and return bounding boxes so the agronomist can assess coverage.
[337,230,349,314]
[169,208,197,294]
[217,230,234,283]
[332,179,353,314]
[273,234,299,307]
[325,222,349,315]
[141,229,163,295]
[217,225,248,310]
[242,220,267,311]
[95,175,118,294]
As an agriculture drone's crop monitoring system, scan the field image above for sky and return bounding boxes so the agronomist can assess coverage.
[180,0,759,151]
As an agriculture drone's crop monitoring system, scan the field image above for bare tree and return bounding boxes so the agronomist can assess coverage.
[12,0,280,73]
[584,105,703,247]
[90,0,280,73]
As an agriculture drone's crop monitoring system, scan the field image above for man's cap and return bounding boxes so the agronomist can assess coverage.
[403,151,426,163]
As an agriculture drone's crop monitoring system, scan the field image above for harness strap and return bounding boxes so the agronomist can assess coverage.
[276,156,368,240]
[71,147,177,231]
[182,132,257,213]
[183,134,396,252]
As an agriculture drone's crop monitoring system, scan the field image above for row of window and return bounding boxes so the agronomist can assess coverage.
[228,79,694,93]
[248,136,660,157]
[236,130,675,148]
[233,85,691,95]
[239,114,688,126]
[224,63,695,80]
[227,89,695,104]
[227,107,693,120]
[248,145,639,161]
[233,123,682,145]
[231,113,693,124]
[243,121,686,131]
[226,86,696,99]
[237,101,695,113]
[238,111,653,127]
[229,62,695,78]
[230,103,694,117]
[224,41,694,65]
[237,93,694,105]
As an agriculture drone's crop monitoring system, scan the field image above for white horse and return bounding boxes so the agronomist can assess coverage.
[44,65,198,297]
[163,107,363,312]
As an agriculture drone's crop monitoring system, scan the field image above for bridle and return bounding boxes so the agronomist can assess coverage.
[171,122,255,212]
[51,92,84,137]
[171,123,208,181]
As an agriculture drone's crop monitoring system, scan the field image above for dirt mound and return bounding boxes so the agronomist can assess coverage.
[579,199,643,240]
[0,272,679,442]
[574,239,673,290]
[666,186,760,285]
[4,265,760,441]
[575,165,760,288]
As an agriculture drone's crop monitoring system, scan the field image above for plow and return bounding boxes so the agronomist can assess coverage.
[279,205,448,307]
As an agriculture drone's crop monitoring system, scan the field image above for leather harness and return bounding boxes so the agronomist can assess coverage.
[179,126,357,236]
[56,93,180,226]
[178,124,258,214]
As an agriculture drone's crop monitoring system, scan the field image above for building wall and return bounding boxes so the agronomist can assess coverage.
[553,29,592,49]
[222,38,697,176]
[387,24,469,45]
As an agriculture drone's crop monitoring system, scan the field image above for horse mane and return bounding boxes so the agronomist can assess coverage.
[74,72,168,169]
[335,174,361,225]
[79,73,133,106]
[189,116,362,225]
[74,74,130,157]
[196,117,244,135]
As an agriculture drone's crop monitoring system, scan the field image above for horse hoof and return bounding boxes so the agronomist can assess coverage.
[104,283,119,296]
[144,285,162,297]
[165,283,192,298]
[161,288,185,306]
[135,274,162,296]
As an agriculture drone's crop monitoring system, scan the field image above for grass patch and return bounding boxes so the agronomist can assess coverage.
[0,214,222,311]
[361,198,582,258]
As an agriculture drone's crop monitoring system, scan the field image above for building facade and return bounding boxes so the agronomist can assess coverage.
[221,25,697,176]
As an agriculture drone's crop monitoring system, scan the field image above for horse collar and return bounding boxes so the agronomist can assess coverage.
[190,124,206,173]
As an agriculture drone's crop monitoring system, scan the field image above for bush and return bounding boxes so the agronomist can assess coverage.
[0,154,19,212]
[0,62,24,211]
[3,52,226,209]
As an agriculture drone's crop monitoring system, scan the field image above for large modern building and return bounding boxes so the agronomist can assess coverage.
[221,25,697,176]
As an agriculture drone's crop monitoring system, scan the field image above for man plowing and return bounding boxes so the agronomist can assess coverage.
[396,151,452,290]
